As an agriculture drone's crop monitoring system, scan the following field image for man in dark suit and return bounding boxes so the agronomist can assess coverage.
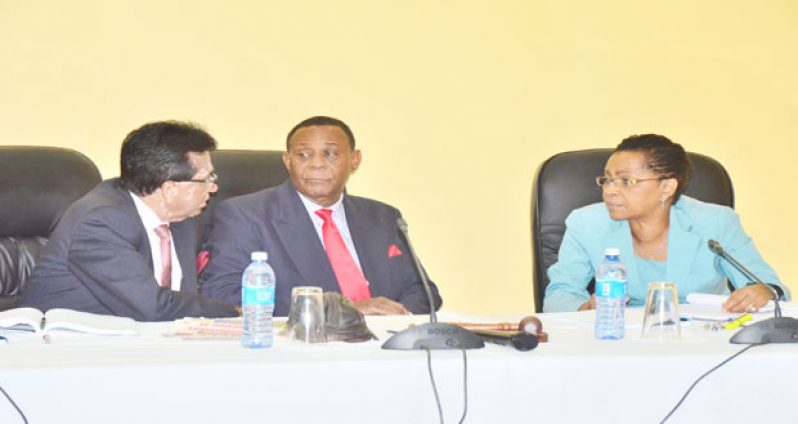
[200,116,442,316]
[20,121,238,321]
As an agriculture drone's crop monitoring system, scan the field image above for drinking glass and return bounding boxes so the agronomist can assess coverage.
[641,281,681,340]
[287,286,326,343]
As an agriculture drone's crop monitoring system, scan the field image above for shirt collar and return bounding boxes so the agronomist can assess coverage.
[129,192,169,231]
[296,191,345,215]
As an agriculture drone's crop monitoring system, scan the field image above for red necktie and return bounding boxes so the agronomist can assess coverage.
[154,224,172,289]
[315,209,371,302]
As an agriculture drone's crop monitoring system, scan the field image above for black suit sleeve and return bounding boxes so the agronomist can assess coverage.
[358,205,442,314]
[389,236,443,314]
[199,200,261,305]
[67,209,238,321]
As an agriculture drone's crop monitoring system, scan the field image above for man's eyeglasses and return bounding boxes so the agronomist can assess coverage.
[173,172,219,184]
[595,176,664,189]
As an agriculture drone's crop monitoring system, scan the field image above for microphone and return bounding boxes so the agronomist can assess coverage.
[707,240,782,318]
[381,218,484,350]
[396,218,439,323]
[471,328,539,352]
[707,239,798,344]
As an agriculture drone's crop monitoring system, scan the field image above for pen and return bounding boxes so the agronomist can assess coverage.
[687,316,733,323]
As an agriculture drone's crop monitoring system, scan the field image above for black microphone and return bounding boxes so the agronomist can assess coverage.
[396,218,438,323]
[381,218,484,350]
[471,329,539,352]
[707,240,781,317]
[707,239,798,344]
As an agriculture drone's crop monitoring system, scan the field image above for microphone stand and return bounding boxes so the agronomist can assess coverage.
[708,240,798,344]
[381,218,484,350]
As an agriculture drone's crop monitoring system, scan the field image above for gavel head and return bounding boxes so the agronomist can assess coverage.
[519,316,543,334]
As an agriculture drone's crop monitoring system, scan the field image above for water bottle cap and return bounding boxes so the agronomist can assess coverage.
[251,251,268,261]
[604,248,620,256]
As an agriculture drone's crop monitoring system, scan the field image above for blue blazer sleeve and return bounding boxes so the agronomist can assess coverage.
[543,208,596,312]
[711,207,789,298]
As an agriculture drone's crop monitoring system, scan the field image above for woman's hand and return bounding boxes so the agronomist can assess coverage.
[722,284,774,313]
[578,294,596,311]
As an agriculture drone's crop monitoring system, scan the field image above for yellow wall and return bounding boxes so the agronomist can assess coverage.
[2,1,796,314]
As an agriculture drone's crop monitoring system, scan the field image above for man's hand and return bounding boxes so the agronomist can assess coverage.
[722,284,773,313]
[354,296,410,315]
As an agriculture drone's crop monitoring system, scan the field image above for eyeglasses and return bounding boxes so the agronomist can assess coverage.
[595,176,664,189]
[173,172,219,184]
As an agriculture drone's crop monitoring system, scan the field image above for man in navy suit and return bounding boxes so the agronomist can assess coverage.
[20,121,239,321]
[200,116,442,316]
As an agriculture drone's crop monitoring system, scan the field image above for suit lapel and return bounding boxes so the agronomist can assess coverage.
[271,182,340,292]
[114,181,195,292]
[172,220,198,293]
[345,196,390,296]
[666,205,701,289]
[604,219,639,287]
[113,182,155,272]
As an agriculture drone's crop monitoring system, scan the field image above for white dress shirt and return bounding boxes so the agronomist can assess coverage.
[296,191,367,282]
[130,193,182,290]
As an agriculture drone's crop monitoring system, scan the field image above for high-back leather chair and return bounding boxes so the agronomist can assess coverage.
[198,149,289,251]
[0,146,102,310]
[530,148,734,312]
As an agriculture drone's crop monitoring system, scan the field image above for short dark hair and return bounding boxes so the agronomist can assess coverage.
[285,116,356,151]
[615,134,693,203]
[119,121,217,196]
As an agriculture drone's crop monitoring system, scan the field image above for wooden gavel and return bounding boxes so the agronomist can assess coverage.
[447,316,548,342]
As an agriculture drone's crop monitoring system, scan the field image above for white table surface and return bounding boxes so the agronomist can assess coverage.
[1,309,796,424]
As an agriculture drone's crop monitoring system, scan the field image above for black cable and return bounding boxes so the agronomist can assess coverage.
[425,349,470,424]
[458,349,469,424]
[660,343,762,423]
[425,348,444,424]
[0,384,28,424]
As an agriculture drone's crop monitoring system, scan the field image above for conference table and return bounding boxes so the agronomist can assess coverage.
[1,308,796,424]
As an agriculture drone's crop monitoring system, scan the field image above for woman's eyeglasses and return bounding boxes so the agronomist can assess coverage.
[595,176,664,189]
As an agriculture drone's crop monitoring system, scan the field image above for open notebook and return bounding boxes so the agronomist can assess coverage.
[0,307,138,336]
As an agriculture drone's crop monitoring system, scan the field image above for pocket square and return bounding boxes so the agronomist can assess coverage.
[196,250,210,274]
[387,244,403,258]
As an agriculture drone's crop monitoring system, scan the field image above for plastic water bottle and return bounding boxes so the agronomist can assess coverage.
[594,248,628,340]
[241,251,275,348]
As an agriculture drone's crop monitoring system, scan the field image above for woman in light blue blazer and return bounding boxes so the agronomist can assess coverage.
[543,134,789,313]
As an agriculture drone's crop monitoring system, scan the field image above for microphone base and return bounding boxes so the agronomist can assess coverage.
[381,323,485,350]
[730,317,798,344]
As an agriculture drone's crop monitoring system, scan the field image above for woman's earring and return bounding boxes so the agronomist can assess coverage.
[660,198,666,208]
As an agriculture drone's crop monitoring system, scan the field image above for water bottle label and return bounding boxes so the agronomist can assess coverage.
[242,285,275,306]
[595,280,627,298]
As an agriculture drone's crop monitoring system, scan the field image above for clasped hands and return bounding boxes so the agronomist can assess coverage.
[234,297,410,316]
[354,296,411,316]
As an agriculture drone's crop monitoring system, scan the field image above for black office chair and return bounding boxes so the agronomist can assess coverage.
[210,149,289,205]
[0,146,102,310]
[197,149,289,260]
[530,148,734,312]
